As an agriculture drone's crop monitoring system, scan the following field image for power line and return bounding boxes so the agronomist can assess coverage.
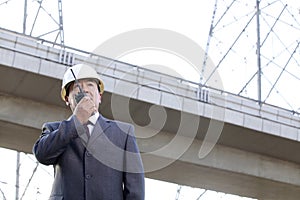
[0,0,12,6]
[0,187,7,200]
[175,185,182,200]
[20,161,39,200]
[263,41,300,103]
[195,189,207,200]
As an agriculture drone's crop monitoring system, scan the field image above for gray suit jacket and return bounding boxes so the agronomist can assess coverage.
[33,114,145,200]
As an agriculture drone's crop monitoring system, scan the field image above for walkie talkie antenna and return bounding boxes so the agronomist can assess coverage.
[70,69,84,93]
[70,68,85,103]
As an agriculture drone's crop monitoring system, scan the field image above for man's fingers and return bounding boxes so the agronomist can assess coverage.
[73,96,96,124]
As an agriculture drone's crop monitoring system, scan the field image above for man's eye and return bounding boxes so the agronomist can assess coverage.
[73,84,80,90]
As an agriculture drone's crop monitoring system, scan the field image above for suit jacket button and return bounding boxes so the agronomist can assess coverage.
[86,174,92,179]
[86,151,91,157]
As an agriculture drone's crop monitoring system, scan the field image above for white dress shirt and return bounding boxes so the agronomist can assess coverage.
[86,112,99,135]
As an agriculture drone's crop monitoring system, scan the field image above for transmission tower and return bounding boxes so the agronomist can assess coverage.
[0,0,66,47]
[202,0,300,111]
[25,0,65,46]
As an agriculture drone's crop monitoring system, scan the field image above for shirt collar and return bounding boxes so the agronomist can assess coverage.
[89,112,99,125]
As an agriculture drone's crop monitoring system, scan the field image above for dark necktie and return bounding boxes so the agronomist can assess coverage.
[84,122,91,138]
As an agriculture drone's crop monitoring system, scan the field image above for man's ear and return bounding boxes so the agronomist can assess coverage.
[65,96,69,106]
[99,93,102,104]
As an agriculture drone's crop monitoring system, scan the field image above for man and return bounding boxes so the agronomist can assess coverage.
[33,64,145,200]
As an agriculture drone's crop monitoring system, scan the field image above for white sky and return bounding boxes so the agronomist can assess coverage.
[0,0,299,199]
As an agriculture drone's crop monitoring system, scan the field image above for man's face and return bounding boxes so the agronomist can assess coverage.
[66,79,101,111]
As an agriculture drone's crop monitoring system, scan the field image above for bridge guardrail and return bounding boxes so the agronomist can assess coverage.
[0,27,299,132]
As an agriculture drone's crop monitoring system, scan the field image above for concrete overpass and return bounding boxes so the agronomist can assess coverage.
[1,28,300,199]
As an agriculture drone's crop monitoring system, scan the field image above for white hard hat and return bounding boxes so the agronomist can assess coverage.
[61,64,104,101]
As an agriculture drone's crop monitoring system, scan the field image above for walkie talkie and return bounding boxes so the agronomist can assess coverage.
[70,69,85,103]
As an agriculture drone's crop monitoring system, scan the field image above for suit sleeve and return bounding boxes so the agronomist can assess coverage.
[123,125,145,200]
[33,115,85,165]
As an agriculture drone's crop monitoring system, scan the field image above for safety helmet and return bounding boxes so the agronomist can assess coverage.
[61,64,104,101]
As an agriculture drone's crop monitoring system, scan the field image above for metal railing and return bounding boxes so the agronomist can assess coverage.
[1,27,299,126]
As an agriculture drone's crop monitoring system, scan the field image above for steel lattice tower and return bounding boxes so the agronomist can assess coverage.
[201,0,300,111]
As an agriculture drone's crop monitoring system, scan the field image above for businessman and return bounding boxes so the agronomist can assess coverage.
[33,64,145,200]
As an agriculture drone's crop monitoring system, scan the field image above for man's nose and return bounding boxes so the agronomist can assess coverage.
[81,83,89,93]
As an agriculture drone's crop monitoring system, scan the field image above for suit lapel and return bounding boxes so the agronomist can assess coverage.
[88,115,111,143]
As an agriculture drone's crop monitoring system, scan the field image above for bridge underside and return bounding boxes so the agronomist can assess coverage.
[1,64,300,199]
